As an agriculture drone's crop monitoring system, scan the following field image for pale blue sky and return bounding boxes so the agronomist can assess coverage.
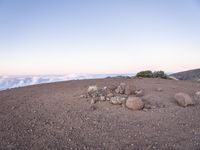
[0,0,200,75]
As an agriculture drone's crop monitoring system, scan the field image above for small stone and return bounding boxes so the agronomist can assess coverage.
[90,98,96,104]
[158,103,165,108]
[169,76,178,80]
[103,86,107,90]
[11,106,16,110]
[174,92,194,107]
[126,96,144,110]
[100,96,106,101]
[151,106,156,109]
[89,105,97,111]
[91,93,99,98]
[80,94,85,98]
[156,88,163,92]
[195,91,200,99]
[107,93,114,98]
[122,103,126,108]
[106,97,110,101]
[135,89,144,97]
[144,104,152,109]
[143,108,148,111]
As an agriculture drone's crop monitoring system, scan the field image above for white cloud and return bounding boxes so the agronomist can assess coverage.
[0,74,131,91]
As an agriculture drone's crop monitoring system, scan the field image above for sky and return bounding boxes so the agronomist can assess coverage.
[0,0,200,75]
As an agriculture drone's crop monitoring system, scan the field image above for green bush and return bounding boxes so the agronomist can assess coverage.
[136,70,168,79]
[153,71,168,79]
[136,70,153,78]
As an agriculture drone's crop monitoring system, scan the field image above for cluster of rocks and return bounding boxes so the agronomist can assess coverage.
[82,83,200,111]
[82,83,145,111]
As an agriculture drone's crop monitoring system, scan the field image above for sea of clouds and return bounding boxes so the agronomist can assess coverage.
[0,74,132,91]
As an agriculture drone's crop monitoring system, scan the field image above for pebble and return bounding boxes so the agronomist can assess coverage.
[90,99,96,105]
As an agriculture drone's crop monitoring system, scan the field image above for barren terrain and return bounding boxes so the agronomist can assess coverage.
[0,78,200,150]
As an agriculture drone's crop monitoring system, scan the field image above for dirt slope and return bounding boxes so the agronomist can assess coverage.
[0,78,200,150]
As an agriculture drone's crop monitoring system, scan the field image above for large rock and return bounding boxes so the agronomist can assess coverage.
[174,92,194,107]
[110,96,126,105]
[125,85,136,95]
[87,85,99,98]
[87,85,98,93]
[115,83,126,94]
[126,96,144,110]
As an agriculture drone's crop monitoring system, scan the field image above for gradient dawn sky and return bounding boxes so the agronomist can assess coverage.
[0,0,200,75]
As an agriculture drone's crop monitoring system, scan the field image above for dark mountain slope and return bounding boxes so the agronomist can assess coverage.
[171,68,200,81]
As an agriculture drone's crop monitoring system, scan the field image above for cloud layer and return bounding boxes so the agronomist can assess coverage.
[0,74,132,91]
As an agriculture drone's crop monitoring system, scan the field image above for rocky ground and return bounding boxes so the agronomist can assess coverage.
[0,77,200,150]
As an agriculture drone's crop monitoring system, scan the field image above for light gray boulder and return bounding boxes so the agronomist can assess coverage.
[125,84,136,95]
[174,92,194,107]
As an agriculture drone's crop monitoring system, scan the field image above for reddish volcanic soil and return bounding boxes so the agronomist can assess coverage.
[0,78,200,150]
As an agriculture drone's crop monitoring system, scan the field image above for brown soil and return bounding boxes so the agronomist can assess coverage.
[0,78,200,150]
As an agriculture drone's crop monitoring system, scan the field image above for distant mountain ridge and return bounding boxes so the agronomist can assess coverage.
[171,68,200,81]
